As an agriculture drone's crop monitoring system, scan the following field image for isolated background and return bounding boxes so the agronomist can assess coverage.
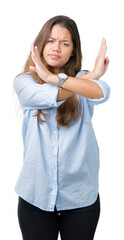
[0,0,124,239]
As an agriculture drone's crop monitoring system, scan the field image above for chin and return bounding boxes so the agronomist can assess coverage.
[47,62,61,68]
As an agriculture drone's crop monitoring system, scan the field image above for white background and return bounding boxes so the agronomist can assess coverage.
[0,0,124,239]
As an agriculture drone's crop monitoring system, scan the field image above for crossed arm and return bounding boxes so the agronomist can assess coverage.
[55,72,104,101]
[29,38,109,101]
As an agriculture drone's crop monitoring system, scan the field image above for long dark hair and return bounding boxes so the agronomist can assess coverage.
[24,15,83,127]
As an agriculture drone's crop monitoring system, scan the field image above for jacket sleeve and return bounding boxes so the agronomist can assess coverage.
[13,74,66,110]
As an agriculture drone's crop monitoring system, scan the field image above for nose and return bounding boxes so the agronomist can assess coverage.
[53,41,61,52]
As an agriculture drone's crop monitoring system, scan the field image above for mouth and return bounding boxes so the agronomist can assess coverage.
[48,54,60,59]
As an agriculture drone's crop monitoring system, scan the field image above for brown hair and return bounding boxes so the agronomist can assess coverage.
[23,15,83,127]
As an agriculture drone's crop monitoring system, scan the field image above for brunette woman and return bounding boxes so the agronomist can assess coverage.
[14,15,110,240]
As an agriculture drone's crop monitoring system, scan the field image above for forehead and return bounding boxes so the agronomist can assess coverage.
[49,24,72,41]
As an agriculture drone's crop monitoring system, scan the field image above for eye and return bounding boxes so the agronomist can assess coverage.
[61,43,69,46]
[47,40,54,43]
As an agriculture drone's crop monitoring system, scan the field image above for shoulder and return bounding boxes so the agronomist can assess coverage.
[13,72,36,93]
[14,72,34,81]
[76,70,89,78]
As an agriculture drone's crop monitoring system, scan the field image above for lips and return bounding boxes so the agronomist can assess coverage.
[48,54,60,59]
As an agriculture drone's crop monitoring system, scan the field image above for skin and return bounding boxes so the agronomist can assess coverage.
[43,24,74,74]
[30,24,109,101]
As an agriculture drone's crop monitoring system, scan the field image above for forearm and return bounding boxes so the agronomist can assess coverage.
[49,72,104,99]
[30,39,109,100]
[57,71,99,101]
[57,88,74,101]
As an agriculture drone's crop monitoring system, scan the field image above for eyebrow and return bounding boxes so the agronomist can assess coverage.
[48,37,70,43]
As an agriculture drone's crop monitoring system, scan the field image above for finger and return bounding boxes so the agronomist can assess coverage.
[29,66,38,73]
[34,46,42,63]
[31,46,40,66]
[98,38,107,57]
[102,45,107,58]
[31,44,35,55]
[31,52,37,66]
[31,45,40,60]
[31,45,42,66]
[98,38,104,55]
[31,45,36,61]
[100,40,106,57]
[31,45,38,59]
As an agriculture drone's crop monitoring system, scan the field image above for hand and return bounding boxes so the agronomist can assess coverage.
[29,45,53,82]
[92,38,109,79]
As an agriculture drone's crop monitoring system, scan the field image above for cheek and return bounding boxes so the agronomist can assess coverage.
[64,46,73,58]
[43,44,51,58]
[62,50,73,62]
[43,47,47,59]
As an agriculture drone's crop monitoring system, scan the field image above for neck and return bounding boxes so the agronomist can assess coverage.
[51,67,64,75]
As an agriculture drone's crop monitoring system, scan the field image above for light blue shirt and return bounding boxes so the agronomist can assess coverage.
[13,70,110,212]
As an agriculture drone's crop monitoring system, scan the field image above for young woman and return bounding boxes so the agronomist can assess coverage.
[14,15,110,240]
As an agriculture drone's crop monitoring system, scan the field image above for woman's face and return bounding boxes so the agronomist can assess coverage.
[43,24,74,74]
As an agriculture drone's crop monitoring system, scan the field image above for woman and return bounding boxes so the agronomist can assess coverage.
[14,15,110,240]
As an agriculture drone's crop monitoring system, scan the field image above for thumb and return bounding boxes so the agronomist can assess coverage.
[29,66,37,73]
[105,56,109,66]
[104,57,109,73]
